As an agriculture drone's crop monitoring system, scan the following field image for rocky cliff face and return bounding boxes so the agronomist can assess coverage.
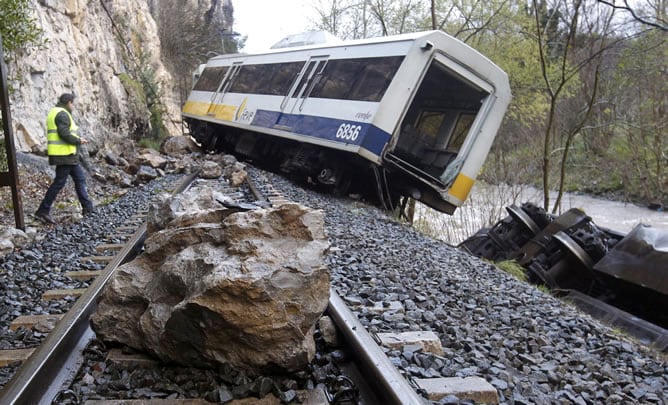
[6,0,232,155]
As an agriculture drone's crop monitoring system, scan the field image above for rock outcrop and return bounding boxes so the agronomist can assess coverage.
[91,185,330,372]
[7,0,232,154]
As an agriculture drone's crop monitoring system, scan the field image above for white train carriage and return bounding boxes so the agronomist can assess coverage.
[182,30,511,214]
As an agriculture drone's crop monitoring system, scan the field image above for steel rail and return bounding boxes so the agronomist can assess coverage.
[328,289,427,405]
[0,173,198,405]
[249,169,426,404]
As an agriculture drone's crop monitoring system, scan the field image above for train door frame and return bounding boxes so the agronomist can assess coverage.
[385,52,493,185]
[207,62,243,117]
[280,55,329,114]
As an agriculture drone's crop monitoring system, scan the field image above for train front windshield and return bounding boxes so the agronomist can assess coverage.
[391,61,488,182]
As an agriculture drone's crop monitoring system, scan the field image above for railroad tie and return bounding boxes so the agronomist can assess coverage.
[80,256,114,264]
[10,314,63,331]
[95,243,125,253]
[65,270,103,281]
[0,348,35,367]
[415,377,499,404]
[376,331,444,356]
[105,349,159,369]
[106,233,132,240]
[42,288,87,301]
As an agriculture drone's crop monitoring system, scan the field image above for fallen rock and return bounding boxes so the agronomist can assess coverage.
[200,160,223,179]
[104,151,120,166]
[160,135,201,157]
[137,148,168,169]
[0,226,32,255]
[135,165,159,183]
[229,167,248,187]
[92,186,330,372]
[318,316,341,347]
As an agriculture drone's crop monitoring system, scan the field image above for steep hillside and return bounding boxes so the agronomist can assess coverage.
[6,0,232,156]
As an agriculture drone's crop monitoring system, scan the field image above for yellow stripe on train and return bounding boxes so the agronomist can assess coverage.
[448,173,475,202]
[182,100,210,116]
[182,101,237,121]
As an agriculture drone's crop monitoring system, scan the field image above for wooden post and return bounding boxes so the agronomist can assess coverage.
[0,33,25,230]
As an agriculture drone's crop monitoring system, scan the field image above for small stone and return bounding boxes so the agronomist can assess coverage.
[279,389,297,402]
[490,378,508,390]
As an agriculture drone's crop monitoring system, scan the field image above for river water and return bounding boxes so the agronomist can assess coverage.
[417,183,668,244]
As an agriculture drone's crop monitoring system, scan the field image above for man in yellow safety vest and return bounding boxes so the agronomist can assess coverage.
[35,93,94,224]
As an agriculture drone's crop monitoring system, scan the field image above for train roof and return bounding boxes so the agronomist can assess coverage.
[206,30,509,100]
[212,30,471,59]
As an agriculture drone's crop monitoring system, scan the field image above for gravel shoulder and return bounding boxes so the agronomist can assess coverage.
[267,170,667,404]
[1,158,666,403]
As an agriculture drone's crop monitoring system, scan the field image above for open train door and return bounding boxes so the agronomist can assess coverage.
[206,62,243,118]
[387,55,491,184]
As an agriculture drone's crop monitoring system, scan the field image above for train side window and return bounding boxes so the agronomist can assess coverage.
[266,62,303,95]
[312,56,403,102]
[311,59,363,99]
[293,61,318,97]
[193,66,228,91]
[417,111,446,146]
[229,65,264,93]
[350,56,404,101]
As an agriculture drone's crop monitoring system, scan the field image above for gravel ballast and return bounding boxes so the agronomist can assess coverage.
[267,169,667,404]
[0,175,181,388]
[1,167,666,404]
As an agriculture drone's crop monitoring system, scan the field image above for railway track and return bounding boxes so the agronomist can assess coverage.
[0,167,432,404]
[1,163,663,404]
[247,170,428,404]
[0,173,197,404]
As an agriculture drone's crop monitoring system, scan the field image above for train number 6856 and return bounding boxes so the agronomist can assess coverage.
[335,123,361,141]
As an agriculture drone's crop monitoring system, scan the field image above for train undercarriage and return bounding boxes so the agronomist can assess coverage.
[460,202,668,351]
[185,119,419,212]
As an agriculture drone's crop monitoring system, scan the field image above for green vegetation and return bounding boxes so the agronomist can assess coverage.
[106,6,169,149]
[98,194,120,206]
[0,0,44,56]
[1,0,44,171]
[138,137,163,151]
[495,260,527,282]
[315,0,667,209]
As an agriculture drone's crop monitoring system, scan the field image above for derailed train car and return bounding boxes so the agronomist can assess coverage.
[182,31,511,214]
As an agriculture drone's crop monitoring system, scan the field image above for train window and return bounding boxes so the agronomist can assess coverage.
[351,57,404,101]
[229,65,263,93]
[311,56,404,101]
[266,62,303,95]
[193,66,228,91]
[417,112,446,145]
[227,63,304,95]
[293,61,318,98]
[448,113,476,151]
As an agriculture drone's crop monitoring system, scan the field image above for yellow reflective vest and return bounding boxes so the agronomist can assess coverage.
[46,107,79,156]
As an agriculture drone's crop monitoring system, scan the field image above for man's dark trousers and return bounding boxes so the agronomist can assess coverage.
[37,164,94,213]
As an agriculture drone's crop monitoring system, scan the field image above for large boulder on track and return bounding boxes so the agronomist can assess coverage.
[91,184,330,372]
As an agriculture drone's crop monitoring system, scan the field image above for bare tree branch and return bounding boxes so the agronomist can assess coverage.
[596,0,667,30]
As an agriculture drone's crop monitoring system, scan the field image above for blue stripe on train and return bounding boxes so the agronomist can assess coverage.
[250,109,391,156]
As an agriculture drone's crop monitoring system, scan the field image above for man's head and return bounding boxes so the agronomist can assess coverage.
[58,93,75,111]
